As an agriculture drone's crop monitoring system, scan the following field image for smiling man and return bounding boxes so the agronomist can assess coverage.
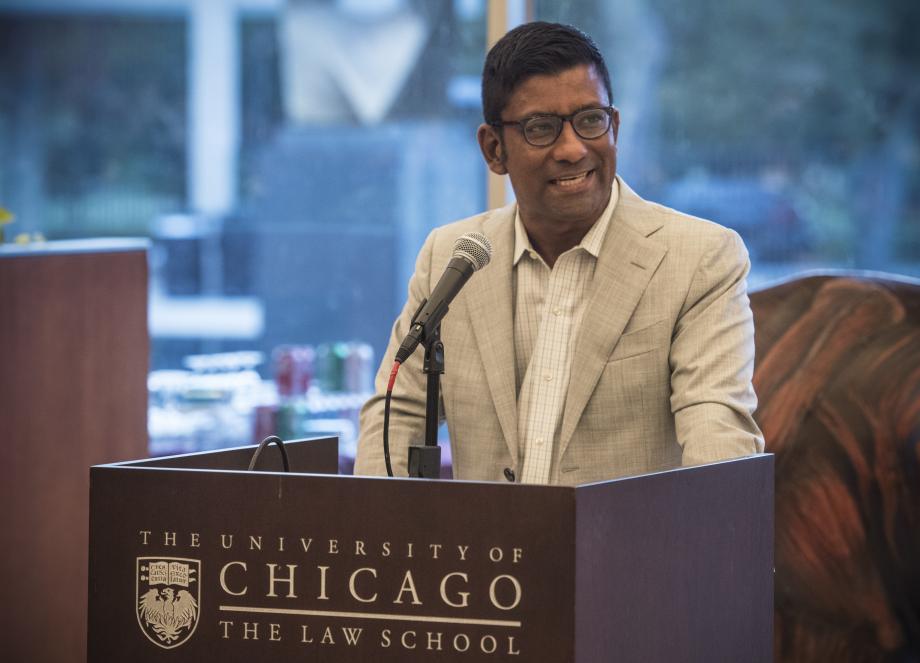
[355,22,764,484]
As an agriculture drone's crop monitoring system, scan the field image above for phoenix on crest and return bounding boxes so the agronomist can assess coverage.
[138,587,199,644]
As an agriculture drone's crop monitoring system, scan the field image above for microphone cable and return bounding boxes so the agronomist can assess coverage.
[382,360,401,477]
[247,435,291,472]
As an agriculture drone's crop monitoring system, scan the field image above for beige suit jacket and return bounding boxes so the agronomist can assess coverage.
[355,177,764,485]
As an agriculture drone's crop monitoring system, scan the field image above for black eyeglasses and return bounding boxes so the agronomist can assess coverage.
[491,106,616,147]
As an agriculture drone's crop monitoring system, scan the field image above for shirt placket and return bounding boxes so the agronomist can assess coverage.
[520,254,579,484]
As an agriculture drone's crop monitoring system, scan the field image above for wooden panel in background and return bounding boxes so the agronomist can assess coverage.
[0,242,149,663]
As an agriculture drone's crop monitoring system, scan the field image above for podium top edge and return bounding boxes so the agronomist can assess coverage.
[90,464,339,479]
[92,452,772,489]
[575,453,773,489]
[98,436,338,468]
[88,464,574,491]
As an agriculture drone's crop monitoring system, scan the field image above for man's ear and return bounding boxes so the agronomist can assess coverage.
[611,107,620,144]
[477,123,508,175]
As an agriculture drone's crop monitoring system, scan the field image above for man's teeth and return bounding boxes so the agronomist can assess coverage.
[555,172,589,186]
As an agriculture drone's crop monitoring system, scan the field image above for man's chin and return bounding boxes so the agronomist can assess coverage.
[545,192,609,226]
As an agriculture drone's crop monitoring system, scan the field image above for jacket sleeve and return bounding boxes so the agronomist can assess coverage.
[354,228,443,476]
[669,228,765,465]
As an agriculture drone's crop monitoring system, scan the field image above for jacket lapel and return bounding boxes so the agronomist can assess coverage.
[558,180,667,459]
[464,204,520,463]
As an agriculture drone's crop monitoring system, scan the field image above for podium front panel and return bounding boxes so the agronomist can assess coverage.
[89,455,575,662]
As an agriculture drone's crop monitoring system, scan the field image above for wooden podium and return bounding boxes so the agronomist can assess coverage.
[88,439,773,662]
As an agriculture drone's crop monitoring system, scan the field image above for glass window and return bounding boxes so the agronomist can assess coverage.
[0,14,186,239]
[236,0,487,372]
[536,0,920,286]
[0,1,487,457]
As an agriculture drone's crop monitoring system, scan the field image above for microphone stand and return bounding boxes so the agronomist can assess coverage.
[408,322,443,479]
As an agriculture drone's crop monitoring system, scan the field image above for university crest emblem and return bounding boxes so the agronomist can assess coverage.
[136,557,201,649]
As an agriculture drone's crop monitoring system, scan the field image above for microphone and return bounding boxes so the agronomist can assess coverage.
[395,232,492,363]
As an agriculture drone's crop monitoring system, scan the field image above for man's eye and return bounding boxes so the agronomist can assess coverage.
[525,119,558,136]
[577,112,605,128]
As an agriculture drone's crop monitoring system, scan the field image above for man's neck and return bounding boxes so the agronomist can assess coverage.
[521,221,593,268]
[517,180,619,268]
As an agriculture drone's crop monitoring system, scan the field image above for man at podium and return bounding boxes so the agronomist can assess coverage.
[355,22,764,485]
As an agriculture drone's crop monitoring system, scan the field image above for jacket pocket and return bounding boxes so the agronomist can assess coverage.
[606,319,666,363]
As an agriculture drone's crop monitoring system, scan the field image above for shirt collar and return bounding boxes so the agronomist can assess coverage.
[512,181,619,266]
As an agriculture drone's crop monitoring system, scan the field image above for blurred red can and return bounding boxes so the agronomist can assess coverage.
[272,344,315,398]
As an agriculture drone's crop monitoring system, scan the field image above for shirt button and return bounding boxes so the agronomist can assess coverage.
[553,307,562,316]
[535,438,544,446]
[543,374,552,382]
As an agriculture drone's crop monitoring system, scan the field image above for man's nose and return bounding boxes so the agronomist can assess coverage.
[551,120,588,162]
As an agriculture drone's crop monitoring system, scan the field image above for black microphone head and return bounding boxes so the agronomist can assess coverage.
[453,232,492,271]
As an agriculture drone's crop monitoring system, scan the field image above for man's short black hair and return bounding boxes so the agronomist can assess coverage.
[481,21,613,125]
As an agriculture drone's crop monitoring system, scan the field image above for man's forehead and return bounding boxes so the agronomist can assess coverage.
[503,64,609,117]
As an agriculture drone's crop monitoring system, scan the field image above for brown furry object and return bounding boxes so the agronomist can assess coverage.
[750,274,920,662]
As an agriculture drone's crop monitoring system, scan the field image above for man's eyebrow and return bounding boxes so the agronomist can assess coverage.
[519,103,606,118]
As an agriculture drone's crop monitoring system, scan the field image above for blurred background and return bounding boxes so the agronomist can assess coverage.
[1,0,918,462]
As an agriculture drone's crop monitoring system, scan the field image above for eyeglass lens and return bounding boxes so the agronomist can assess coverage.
[523,108,610,146]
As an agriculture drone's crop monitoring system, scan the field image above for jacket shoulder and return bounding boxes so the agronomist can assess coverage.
[425,205,514,257]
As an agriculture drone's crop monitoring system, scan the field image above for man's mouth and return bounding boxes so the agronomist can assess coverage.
[551,170,594,187]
